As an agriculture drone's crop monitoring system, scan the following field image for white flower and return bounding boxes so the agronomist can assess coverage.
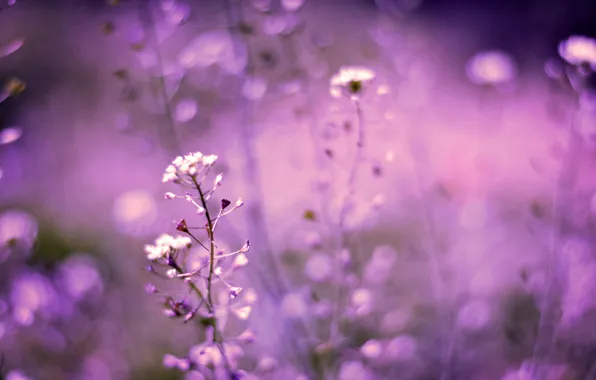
[162,152,218,183]
[144,234,191,260]
[166,268,177,279]
[164,192,176,199]
[466,50,516,85]
[232,253,249,270]
[558,35,596,68]
[330,66,376,99]
[214,174,224,187]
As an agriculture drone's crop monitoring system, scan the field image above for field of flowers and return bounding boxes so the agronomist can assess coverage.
[1,0,596,379]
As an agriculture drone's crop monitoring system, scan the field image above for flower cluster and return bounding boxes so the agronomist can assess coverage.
[144,233,191,260]
[146,151,251,379]
[162,152,218,183]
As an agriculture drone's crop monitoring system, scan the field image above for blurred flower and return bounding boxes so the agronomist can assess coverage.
[242,77,268,101]
[256,356,277,372]
[385,335,418,361]
[456,299,491,332]
[281,0,305,11]
[249,0,271,12]
[0,38,24,58]
[351,288,373,316]
[466,50,517,86]
[558,35,596,68]
[112,190,157,236]
[57,254,103,300]
[364,245,397,283]
[0,126,23,145]
[179,31,247,75]
[304,254,332,282]
[380,309,410,334]
[330,66,376,99]
[175,99,198,123]
[360,340,382,359]
[162,0,190,26]
[6,370,32,380]
[0,210,38,261]
[338,361,370,380]
[281,292,307,318]
[11,272,57,325]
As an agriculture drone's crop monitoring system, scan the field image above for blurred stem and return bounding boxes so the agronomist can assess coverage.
[136,0,181,157]
[219,2,323,378]
[530,105,583,376]
[402,111,449,378]
[326,98,365,377]
[219,0,286,299]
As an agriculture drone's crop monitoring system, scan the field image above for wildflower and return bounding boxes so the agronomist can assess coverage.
[231,253,248,270]
[164,192,176,199]
[166,269,177,279]
[558,35,596,68]
[214,174,224,187]
[235,198,244,208]
[330,66,376,99]
[144,234,191,260]
[162,152,218,183]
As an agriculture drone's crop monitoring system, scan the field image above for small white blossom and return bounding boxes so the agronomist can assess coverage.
[232,253,249,269]
[559,35,596,68]
[231,305,252,320]
[162,152,218,183]
[164,192,176,199]
[166,268,177,279]
[144,234,191,260]
[330,66,376,99]
[214,174,224,187]
[235,198,244,208]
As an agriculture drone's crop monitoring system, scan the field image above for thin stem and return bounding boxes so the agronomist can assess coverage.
[189,176,236,378]
[169,255,211,313]
[186,231,210,252]
[326,98,365,376]
[192,178,216,306]
[530,107,582,377]
[135,0,181,157]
